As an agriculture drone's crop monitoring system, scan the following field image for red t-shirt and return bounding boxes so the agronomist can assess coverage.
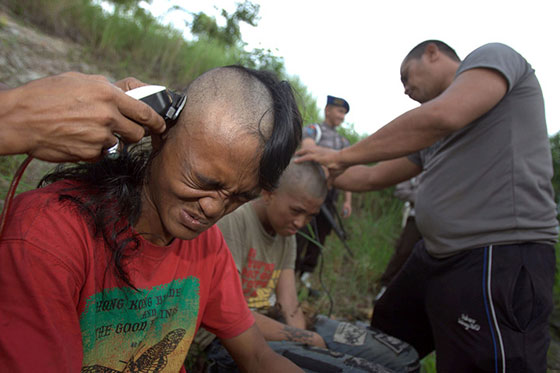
[0,181,254,372]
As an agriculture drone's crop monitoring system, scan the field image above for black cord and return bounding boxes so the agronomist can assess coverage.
[296,221,334,318]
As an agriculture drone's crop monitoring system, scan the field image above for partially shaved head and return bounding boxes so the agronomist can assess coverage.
[171,66,302,191]
[277,159,327,201]
[180,66,274,141]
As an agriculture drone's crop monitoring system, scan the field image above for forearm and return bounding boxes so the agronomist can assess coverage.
[223,324,303,373]
[253,311,324,347]
[333,158,422,192]
[337,104,449,167]
[281,304,306,330]
[0,88,35,156]
[344,191,352,204]
[247,345,303,373]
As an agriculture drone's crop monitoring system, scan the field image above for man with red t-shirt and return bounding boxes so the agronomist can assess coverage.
[0,66,303,372]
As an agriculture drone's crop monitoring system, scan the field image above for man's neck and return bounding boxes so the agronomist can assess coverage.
[251,200,276,236]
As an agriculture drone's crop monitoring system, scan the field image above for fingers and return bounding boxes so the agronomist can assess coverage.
[6,72,167,162]
[67,72,167,139]
[108,93,166,144]
[113,77,145,91]
[295,148,310,158]
[294,148,316,163]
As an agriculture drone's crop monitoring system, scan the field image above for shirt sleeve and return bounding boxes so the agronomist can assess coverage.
[0,199,85,372]
[280,236,297,270]
[407,152,422,167]
[302,124,318,141]
[200,231,254,340]
[456,43,531,93]
[216,210,247,273]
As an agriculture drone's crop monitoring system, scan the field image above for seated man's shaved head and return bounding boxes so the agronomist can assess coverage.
[255,159,327,237]
[277,160,328,201]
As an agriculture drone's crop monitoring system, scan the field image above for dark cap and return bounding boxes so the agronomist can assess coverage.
[326,95,349,113]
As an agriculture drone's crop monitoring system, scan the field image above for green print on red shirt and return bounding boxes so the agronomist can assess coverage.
[79,277,200,372]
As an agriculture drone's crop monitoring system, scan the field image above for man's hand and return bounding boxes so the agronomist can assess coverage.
[295,146,348,186]
[342,199,352,218]
[0,72,166,162]
[222,324,303,372]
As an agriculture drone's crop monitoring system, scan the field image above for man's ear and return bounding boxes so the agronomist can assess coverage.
[261,189,274,204]
[425,43,440,62]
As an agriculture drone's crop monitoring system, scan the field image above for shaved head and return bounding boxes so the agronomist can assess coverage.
[404,40,461,63]
[277,159,327,201]
[180,66,274,141]
[170,66,302,191]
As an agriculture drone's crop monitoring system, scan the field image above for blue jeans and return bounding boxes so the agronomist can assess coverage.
[205,317,419,373]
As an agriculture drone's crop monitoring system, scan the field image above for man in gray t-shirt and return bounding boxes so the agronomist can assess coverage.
[297,40,557,372]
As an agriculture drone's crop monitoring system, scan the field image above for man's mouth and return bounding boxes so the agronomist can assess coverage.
[179,209,207,231]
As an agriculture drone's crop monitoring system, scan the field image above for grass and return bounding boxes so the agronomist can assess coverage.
[0,0,321,125]
[1,1,559,371]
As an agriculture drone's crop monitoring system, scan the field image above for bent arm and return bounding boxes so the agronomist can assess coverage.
[333,157,422,192]
[221,323,303,372]
[275,269,306,329]
[252,312,326,348]
[0,72,165,161]
[337,68,508,167]
[297,68,508,177]
[301,137,316,150]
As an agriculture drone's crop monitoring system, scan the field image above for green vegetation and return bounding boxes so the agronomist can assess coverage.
[0,1,558,372]
[1,0,320,124]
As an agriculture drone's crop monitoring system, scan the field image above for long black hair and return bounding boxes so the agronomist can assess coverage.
[40,66,302,288]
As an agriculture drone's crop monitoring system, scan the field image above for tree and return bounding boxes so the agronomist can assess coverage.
[190,1,260,47]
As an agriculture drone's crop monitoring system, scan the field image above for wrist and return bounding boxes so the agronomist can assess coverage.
[0,88,34,155]
[337,147,351,168]
[313,333,327,348]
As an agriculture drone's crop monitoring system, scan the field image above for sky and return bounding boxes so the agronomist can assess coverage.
[144,0,560,136]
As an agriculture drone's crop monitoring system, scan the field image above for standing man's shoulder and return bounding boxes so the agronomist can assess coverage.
[458,43,533,90]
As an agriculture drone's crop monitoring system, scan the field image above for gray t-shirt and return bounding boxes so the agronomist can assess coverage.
[408,43,557,257]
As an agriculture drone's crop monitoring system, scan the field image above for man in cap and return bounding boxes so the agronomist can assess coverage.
[296,95,353,292]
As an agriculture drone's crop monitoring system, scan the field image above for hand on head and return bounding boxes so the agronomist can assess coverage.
[0,72,166,162]
[295,146,347,187]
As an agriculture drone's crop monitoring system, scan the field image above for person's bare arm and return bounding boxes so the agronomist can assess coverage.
[297,68,508,177]
[333,157,422,192]
[252,311,326,348]
[221,323,303,372]
[275,268,306,330]
[0,72,166,162]
[342,191,352,217]
[300,137,316,150]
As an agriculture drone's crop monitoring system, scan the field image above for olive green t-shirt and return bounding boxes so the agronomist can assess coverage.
[217,202,296,309]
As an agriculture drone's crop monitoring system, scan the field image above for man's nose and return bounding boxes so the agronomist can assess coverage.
[294,215,307,229]
[199,194,227,219]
